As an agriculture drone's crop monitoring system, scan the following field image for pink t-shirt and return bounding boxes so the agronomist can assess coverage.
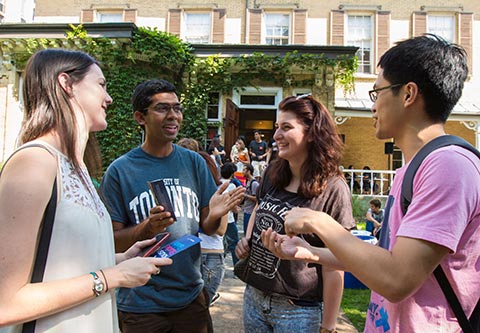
[365,146,480,333]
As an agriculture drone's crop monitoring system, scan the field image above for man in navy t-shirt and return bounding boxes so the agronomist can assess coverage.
[101,79,244,333]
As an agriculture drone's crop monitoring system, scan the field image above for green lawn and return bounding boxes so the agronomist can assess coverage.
[340,198,374,331]
[341,288,371,332]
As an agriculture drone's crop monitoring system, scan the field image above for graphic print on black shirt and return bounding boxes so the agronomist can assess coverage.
[249,192,302,279]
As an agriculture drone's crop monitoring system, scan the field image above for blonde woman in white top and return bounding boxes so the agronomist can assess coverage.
[0,49,172,332]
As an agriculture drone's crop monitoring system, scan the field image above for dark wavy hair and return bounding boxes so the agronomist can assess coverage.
[269,95,343,198]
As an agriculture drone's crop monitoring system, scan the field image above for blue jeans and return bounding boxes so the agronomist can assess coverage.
[225,222,239,265]
[201,253,225,302]
[243,212,252,235]
[243,285,321,333]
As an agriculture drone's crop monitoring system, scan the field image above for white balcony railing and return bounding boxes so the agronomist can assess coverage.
[342,169,396,197]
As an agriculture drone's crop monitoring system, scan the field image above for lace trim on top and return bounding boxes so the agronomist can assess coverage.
[58,154,107,219]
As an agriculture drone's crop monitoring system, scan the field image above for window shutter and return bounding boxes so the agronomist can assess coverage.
[377,11,390,62]
[212,9,226,43]
[124,9,137,23]
[412,11,426,36]
[81,9,94,23]
[459,12,473,75]
[293,9,307,44]
[248,8,262,44]
[168,9,182,36]
[330,10,344,45]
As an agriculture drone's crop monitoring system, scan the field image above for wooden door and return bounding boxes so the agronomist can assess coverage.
[224,99,240,158]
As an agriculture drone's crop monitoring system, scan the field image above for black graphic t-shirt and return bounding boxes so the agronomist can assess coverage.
[245,173,356,301]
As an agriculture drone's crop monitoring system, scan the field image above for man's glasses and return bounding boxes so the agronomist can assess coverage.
[368,84,404,102]
[145,103,183,114]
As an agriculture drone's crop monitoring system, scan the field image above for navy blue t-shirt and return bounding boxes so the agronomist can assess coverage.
[101,145,217,312]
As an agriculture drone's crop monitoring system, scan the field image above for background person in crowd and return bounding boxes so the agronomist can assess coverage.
[177,137,199,152]
[220,162,241,266]
[235,94,355,333]
[365,198,384,238]
[101,79,244,333]
[361,166,373,194]
[230,136,250,172]
[197,151,228,306]
[178,138,228,306]
[248,130,269,181]
[344,165,360,194]
[261,35,479,333]
[242,163,259,234]
[266,137,278,165]
[0,49,171,332]
[208,135,226,168]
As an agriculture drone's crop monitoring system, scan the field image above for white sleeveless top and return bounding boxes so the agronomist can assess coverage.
[1,142,119,333]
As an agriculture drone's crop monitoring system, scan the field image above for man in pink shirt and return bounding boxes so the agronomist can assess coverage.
[261,34,479,332]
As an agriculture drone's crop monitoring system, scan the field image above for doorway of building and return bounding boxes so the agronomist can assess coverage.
[232,87,281,149]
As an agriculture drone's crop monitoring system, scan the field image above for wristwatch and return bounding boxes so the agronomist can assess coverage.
[89,272,104,297]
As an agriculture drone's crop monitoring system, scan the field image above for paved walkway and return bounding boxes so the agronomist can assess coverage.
[210,253,360,333]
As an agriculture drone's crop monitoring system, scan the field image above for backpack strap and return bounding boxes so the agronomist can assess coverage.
[22,177,57,333]
[248,178,258,193]
[433,265,475,333]
[400,135,480,333]
[401,135,480,215]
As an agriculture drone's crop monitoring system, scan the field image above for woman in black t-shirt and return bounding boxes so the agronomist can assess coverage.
[235,95,355,333]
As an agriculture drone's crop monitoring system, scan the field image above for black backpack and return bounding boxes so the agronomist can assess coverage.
[400,135,480,333]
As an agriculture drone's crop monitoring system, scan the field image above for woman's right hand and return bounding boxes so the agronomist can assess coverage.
[105,256,172,289]
[235,237,250,259]
[261,228,314,261]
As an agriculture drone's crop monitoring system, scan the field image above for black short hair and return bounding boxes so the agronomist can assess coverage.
[244,163,254,175]
[220,162,237,179]
[132,79,177,114]
[378,34,468,122]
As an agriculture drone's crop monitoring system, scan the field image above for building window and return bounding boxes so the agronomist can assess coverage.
[207,92,221,121]
[97,11,123,22]
[184,13,211,44]
[347,15,373,74]
[428,15,455,42]
[205,92,221,149]
[265,13,290,45]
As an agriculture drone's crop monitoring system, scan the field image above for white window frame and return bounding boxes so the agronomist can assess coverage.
[232,87,283,110]
[96,11,123,23]
[263,12,291,45]
[206,92,222,122]
[346,14,374,74]
[427,14,456,43]
[182,12,211,44]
